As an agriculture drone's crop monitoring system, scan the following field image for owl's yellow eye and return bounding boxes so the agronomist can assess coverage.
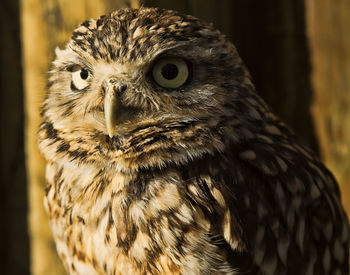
[71,68,91,90]
[152,57,190,89]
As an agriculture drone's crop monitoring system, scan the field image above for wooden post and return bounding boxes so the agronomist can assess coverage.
[21,1,140,274]
[0,0,29,274]
[305,0,350,216]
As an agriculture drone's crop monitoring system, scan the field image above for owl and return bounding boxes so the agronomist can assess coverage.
[39,7,349,275]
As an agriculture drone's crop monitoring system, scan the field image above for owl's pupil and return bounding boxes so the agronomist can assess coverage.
[161,64,178,80]
[80,69,89,80]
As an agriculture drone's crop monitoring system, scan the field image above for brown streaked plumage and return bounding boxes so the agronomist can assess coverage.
[39,7,349,275]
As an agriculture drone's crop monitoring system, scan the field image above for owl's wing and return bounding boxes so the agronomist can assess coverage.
[188,132,349,275]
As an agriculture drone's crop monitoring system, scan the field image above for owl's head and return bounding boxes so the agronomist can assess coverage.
[40,8,261,171]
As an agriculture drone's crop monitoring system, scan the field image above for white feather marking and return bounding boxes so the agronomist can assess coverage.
[333,238,344,263]
[239,150,256,160]
[323,247,331,273]
[304,260,315,275]
[129,232,151,262]
[323,222,333,242]
[260,254,277,275]
[211,188,226,208]
[133,26,143,38]
[296,218,305,254]
[161,226,177,247]
[275,181,285,204]
[223,210,231,243]
[74,260,98,275]
[310,183,321,199]
[222,210,240,251]
[176,204,194,224]
[292,196,302,209]
[254,243,265,266]
[243,195,250,207]
[257,202,268,219]
[129,200,147,225]
[276,156,288,172]
[277,236,289,265]
[147,183,180,215]
[255,226,265,244]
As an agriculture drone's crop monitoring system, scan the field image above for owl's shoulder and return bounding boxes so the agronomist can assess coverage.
[194,130,350,274]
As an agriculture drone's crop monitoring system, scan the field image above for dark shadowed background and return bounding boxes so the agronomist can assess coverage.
[1,0,349,274]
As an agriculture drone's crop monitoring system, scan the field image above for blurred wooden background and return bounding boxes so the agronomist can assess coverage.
[0,0,349,274]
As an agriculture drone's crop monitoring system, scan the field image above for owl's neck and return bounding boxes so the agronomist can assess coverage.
[46,153,229,274]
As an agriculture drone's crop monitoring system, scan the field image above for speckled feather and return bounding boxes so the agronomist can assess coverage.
[39,7,349,275]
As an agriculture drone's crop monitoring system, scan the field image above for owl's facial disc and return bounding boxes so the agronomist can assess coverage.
[46,8,246,144]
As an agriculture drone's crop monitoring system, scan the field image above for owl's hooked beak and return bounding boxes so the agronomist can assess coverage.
[104,82,126,138]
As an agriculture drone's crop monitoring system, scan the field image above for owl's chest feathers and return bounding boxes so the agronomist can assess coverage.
[46,160,215,274]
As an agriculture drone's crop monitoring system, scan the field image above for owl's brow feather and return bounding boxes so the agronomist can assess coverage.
[65,45,95,70]
[142,40,205,64]
[68,36,218,67]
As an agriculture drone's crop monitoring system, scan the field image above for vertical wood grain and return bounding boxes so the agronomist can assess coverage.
[0,0,29,274]
[306,0,350,216]
[21,1,140,274]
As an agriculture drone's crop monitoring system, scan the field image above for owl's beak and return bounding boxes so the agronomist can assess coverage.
[104,83,125,138]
